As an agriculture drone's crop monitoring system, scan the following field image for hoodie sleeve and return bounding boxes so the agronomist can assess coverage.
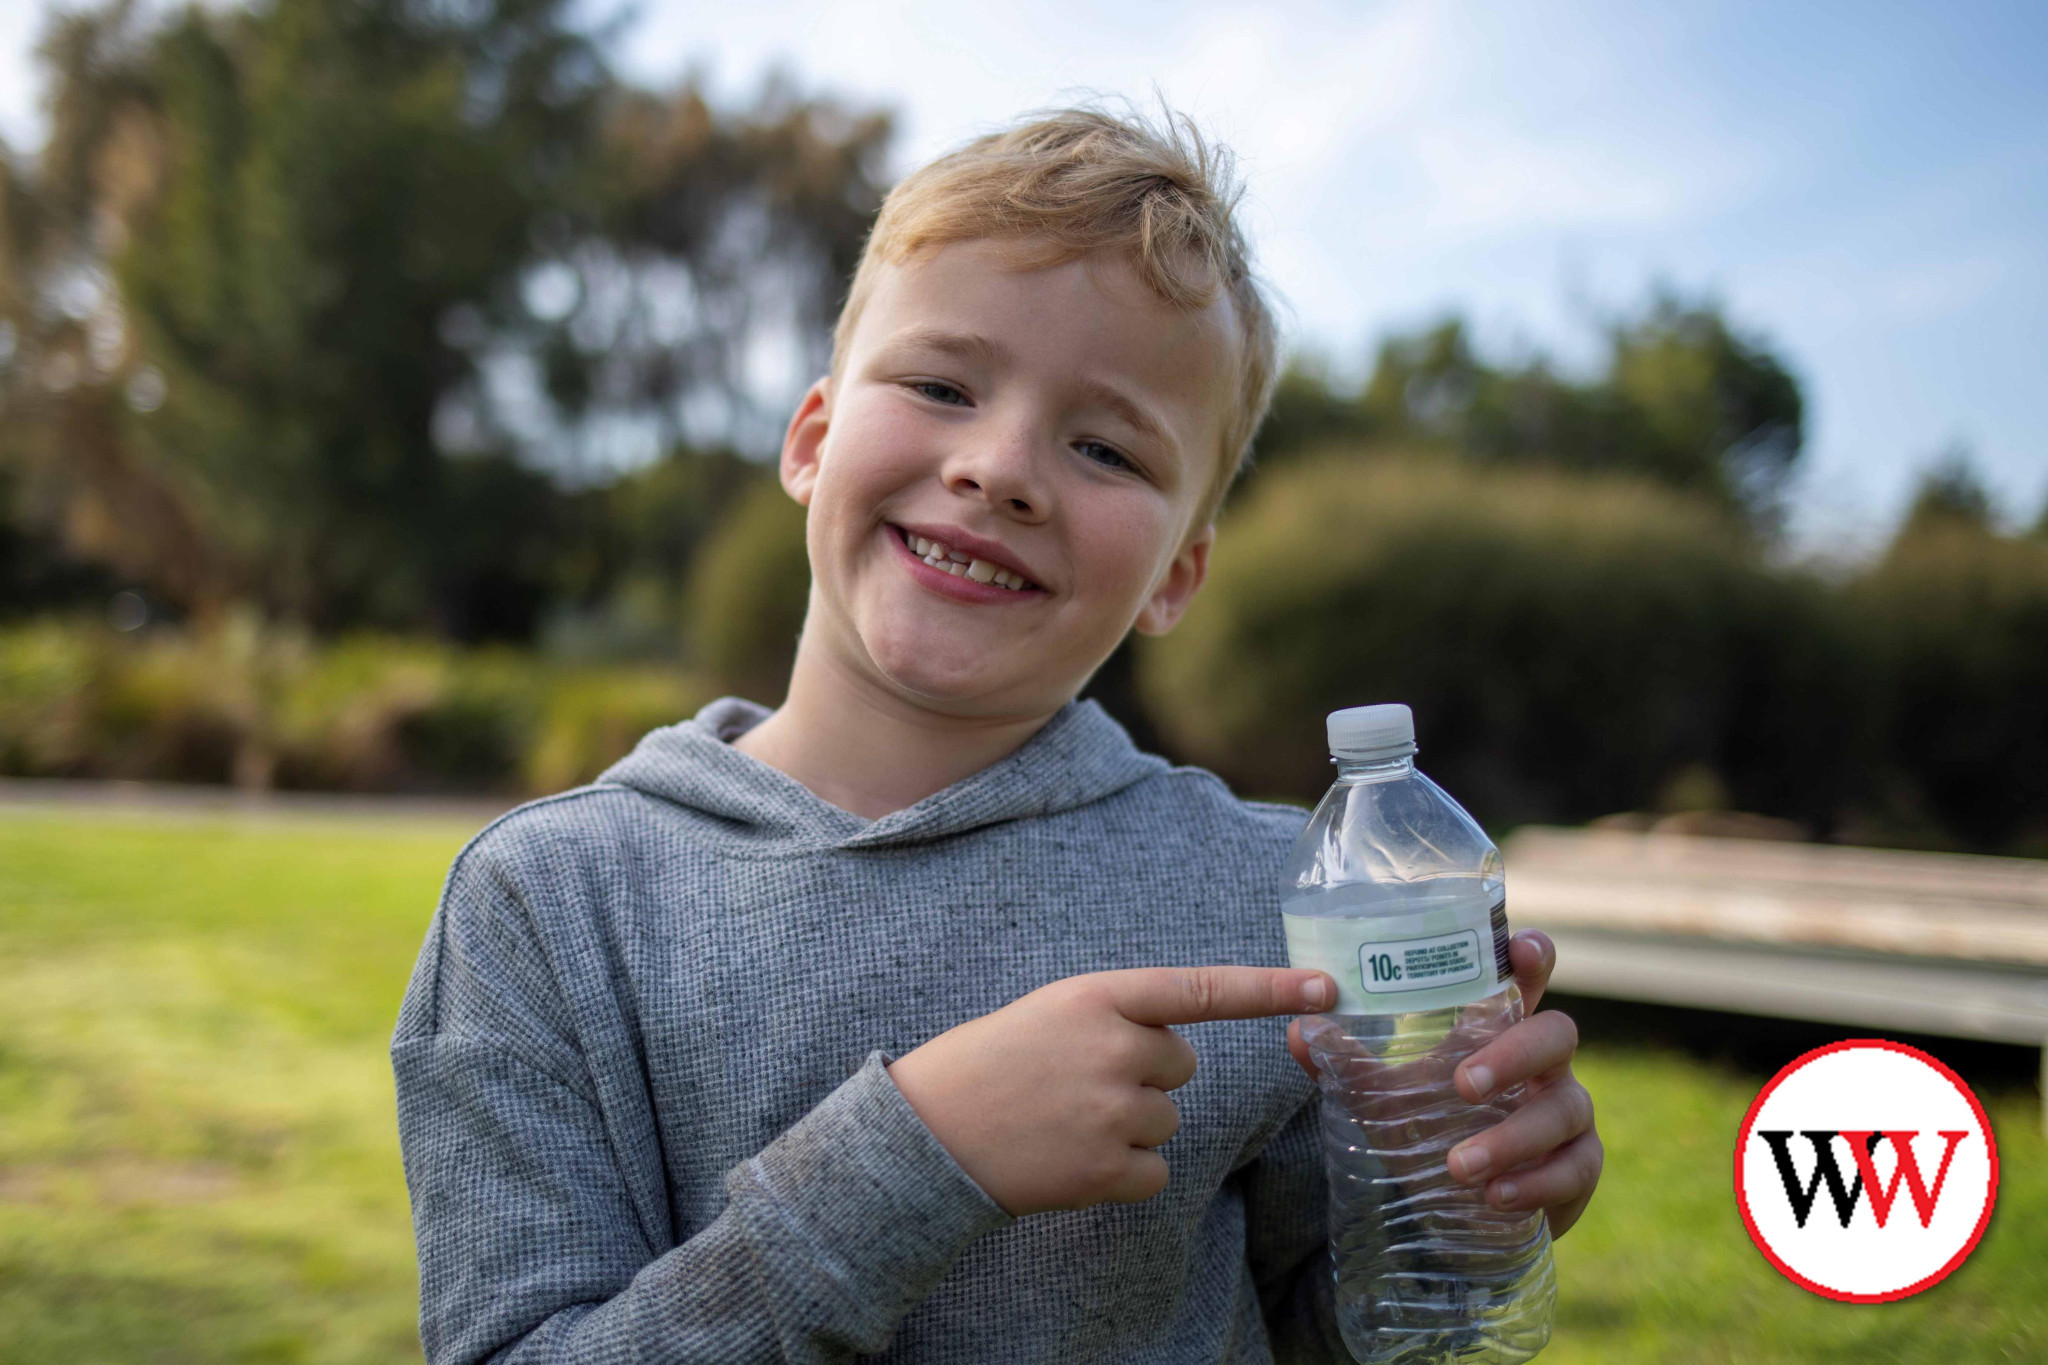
[391,833,1012,1365]
[1242,1092,1350,1364]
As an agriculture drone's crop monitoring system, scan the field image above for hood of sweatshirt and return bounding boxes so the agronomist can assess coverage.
[595,696,1169,853]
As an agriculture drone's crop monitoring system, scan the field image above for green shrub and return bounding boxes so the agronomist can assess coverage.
[0,621,708,796]
[685,478,811,705]
[525,668,711,793]
[0,619,98,775]
[269,636,449,790]
[1140,453,1870,830]
[393,653,537,791]
[0,618,281,785]
[88,634,247,784]
[1854,525,2048,852]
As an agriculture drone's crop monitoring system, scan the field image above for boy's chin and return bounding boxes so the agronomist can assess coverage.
[863,631,1076,715]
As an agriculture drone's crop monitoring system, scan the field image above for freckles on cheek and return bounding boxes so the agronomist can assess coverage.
[1083,500,1179,597]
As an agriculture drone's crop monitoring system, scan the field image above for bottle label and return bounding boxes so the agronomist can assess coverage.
[1360,928,1483,993]
[1283,892,1511,1013]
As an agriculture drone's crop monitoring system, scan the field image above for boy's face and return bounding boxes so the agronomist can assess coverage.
[779,238,1237,718]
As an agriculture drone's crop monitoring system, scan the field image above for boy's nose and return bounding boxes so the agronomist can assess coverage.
[943,429,1050,520]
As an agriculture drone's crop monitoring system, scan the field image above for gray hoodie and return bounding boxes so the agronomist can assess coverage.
[393,696,1342,1364]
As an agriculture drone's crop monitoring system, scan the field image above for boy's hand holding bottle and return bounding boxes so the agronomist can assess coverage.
[886,937,1595,1236]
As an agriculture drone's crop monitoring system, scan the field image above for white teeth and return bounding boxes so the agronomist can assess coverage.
[902,528,1032,591]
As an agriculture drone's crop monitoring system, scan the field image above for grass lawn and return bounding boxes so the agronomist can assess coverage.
[0,806,2042,1363]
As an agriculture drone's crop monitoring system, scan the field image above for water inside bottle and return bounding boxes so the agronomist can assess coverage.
[1303,991,1556,1364]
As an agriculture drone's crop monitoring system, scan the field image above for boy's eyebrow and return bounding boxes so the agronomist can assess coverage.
[884,326,1012,370]
[1073,378,1174,452]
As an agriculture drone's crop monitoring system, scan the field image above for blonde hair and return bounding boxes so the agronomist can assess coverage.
[829,103,1281,524]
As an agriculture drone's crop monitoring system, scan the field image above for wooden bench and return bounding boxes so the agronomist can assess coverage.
[1503,827,2048,1125]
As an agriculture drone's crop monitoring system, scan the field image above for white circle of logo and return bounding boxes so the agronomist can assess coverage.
[1735,1039,1999,1302]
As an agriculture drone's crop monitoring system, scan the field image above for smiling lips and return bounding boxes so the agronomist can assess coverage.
[894,526,1040,592]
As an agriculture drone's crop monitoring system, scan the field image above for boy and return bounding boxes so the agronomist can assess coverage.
[394,106,1601,1363]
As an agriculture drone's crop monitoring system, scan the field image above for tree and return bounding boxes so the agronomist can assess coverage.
[1,0,607,633]
[1605,296,1803,523]
[1860,502,2048,852]
[1139,454,1868,829]
[1896,447,1996,540]
[1251,293,1805,531]
[0,3,227,616]
[0,0,892,640]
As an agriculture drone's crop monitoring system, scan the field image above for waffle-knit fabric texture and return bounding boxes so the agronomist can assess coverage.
[392,696,1346,1363]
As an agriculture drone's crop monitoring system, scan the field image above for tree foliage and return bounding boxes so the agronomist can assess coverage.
[1854,494,2048,851]
[1141,455,1867,833]
[683,477,810,705]
[0,0,888,639]
[1251,295,1805,531]
[1896,447,1998,539]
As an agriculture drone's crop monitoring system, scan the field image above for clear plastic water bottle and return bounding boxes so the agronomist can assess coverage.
[1282,704,1555,1364]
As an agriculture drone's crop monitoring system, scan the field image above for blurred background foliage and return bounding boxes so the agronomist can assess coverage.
[0,614,710,794]
[1251,299,1805,534]
[0,0,2044,855]
[0,0,885,638]
[1136,457,1866,835]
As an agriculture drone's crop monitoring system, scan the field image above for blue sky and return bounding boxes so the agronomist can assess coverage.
[4,0,2043,551]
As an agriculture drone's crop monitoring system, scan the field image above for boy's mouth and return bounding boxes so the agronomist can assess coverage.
[890,525,1041,593]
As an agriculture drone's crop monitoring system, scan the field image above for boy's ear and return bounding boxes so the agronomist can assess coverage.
[1133,522,1213,636]
[779,377,832,506]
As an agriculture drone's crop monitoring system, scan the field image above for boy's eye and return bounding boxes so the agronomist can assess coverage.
[912,380,970,406]
[1078,440,1134,472]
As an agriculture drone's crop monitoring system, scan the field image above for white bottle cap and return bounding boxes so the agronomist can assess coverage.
[1326,703,1416,761]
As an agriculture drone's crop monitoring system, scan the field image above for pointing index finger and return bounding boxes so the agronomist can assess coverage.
[1100,966,1335,1026]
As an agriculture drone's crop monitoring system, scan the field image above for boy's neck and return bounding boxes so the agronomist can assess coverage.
[731,639,1064,821]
